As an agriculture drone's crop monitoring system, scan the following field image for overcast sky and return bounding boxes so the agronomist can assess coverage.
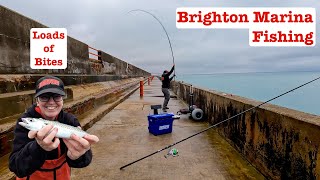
[1,0,319,74]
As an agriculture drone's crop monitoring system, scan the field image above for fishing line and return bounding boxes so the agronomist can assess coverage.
[120,76,320,170]
[128,9,176,79]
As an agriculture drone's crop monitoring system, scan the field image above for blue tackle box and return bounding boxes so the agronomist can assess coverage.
[148,113,174,136]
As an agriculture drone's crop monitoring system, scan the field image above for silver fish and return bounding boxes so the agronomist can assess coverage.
[19,117,88,139]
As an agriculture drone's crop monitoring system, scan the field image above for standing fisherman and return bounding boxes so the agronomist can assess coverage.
[129,10,176,112]
[161,64,175,112]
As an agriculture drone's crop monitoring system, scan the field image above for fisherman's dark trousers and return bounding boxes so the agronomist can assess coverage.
[162,88,170,109]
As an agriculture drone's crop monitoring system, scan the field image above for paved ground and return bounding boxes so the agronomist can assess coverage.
[71,78,264,180]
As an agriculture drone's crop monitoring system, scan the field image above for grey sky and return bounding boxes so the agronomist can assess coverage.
[1,0,319,74]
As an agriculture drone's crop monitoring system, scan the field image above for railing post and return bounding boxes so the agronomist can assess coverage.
[140,78,144,97]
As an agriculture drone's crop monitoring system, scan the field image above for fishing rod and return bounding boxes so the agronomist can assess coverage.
[128,9,176,80]
[120,76,320,170]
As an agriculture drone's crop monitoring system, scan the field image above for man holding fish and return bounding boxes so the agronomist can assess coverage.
[9,75,99,180]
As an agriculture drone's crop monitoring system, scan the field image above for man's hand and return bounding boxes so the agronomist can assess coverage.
[63,133,99,160]
[28,125,60,151]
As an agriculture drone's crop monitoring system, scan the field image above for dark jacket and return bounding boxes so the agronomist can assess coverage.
[9,104,93,178]
[161,66,174,88]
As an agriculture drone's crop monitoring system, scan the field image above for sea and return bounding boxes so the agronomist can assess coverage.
[176,71,320,116]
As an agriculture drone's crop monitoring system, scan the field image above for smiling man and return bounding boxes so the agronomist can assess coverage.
[9,75,99,180]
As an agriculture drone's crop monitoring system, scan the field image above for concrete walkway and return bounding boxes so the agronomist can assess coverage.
[71,78,264,180]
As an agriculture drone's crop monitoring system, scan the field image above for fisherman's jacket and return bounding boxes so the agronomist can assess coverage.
[161,66,175,88]
[9,104,93,179]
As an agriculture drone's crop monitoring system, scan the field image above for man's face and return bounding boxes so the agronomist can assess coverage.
[36,93,63,120]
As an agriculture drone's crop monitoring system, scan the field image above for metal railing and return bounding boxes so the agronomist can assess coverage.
[88,45,102,63]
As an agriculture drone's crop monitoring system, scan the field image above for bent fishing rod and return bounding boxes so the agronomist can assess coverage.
[120,76,320,170]
[128,9,176,79]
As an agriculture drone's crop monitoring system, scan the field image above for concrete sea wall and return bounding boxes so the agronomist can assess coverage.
[172,81,320,179]
[0,5,149,76]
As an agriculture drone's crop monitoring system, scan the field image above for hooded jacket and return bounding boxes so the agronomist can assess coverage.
[9,104,92,178]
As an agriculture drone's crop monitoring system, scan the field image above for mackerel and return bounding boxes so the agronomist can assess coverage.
[19,117,88,139]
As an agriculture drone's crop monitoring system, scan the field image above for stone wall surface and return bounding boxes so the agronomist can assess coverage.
[0,5,150,76]
[172,81,320,180]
